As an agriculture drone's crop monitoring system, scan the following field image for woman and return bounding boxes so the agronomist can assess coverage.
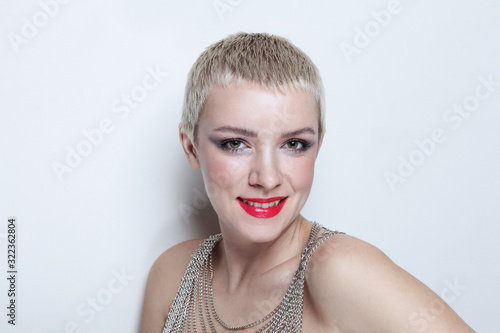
[140,33,474,332]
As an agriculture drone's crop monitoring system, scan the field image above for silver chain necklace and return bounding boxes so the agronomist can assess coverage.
[208,253,280,331]
[163,223,343,333]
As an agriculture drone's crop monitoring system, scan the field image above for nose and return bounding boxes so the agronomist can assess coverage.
[248,148,282,190]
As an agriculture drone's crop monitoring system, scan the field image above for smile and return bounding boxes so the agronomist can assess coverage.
[237,197,287,218]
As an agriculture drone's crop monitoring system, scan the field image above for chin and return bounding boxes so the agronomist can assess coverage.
[222,210,300,244]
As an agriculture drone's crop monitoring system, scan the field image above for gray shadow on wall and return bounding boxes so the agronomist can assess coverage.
[173,158,221,239]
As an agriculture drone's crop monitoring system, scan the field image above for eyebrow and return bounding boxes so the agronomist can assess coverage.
[213,126,257,138]
[281,127,316,138]
[213,126,316,138]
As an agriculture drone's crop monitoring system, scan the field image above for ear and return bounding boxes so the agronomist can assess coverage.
[179,125,200,169]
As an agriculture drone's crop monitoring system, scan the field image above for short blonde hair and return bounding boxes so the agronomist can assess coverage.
[181,32,325,144]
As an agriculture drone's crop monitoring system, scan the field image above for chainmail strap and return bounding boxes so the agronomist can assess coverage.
[164,234,223,332]
[163,223,344,333]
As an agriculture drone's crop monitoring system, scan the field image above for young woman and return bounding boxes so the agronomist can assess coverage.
[140,32,474,332]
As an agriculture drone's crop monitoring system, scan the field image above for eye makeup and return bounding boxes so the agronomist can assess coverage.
[210,136,313,154]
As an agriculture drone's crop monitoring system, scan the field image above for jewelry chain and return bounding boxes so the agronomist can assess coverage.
[163,223,343,333]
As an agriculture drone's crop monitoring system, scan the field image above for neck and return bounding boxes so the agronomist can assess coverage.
[213,215,311,293]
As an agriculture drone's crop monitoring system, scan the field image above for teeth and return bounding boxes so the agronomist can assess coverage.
[242,199,282,208]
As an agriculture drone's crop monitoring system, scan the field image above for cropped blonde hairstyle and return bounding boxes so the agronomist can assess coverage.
[181,32,325,145]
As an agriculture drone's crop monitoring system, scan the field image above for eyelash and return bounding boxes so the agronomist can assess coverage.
[219,138,311,153]
[219,139,248,152]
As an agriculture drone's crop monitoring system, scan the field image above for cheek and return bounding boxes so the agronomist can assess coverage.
[199,150,247,201]
[284,156,316,190]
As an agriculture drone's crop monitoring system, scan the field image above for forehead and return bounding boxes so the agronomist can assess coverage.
[199,83,319,134]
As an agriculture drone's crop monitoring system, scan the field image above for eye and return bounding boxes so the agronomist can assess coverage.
[284,140,303,150]
[281,139,311,153]
[221,139,248,151]
[228,140,243,149]
[282,139,311,153]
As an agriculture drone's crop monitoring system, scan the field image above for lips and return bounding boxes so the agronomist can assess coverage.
[237,197,287,218]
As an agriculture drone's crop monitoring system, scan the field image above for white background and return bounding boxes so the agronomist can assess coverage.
[1,0,499,332]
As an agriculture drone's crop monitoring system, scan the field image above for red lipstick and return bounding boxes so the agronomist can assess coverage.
[237,197,287,218]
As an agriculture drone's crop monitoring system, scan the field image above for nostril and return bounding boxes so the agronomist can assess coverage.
[247,155,283,189]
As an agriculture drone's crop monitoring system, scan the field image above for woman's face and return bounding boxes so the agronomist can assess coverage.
[181,82,322,243]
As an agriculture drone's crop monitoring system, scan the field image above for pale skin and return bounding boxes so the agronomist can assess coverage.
[140,83,475,332]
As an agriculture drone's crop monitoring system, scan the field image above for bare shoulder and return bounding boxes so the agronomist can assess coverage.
[305,233,475,333]
[150,238,205,290]
[139,238,204,333]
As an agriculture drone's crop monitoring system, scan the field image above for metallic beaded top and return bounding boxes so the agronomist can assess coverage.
[163,222,343,333]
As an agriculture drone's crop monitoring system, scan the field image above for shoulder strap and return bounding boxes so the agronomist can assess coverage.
[163,233,222,333]
[276,223,344,332]
[301,222,344,268]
